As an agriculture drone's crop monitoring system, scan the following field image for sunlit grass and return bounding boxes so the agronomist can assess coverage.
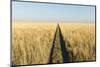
[59,23,95,62]
[12,22,57,65]
[12,22,96,65]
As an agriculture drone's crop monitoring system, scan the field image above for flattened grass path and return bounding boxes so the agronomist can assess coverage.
[48,24,70,64]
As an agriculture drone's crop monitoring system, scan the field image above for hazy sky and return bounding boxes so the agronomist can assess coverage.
[12,1,95,22]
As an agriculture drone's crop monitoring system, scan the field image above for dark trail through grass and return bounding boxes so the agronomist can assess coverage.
[48,24,71,64]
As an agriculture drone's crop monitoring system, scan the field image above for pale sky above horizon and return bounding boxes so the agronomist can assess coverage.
[12,1,95,23]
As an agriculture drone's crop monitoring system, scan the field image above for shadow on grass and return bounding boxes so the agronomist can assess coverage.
[48,24,58,64]
[48,24,71,64]
[58,24,71,63]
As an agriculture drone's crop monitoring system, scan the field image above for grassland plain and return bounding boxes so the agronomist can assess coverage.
[59,23,95,62]
[12,22,95,65]
[12,22,57,65]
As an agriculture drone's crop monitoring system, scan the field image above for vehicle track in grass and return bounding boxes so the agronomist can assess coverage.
[48,24,70,64]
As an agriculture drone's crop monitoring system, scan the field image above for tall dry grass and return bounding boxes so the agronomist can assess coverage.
[12,22,96,65]
[59,23,95,62]
[12,22,57,65]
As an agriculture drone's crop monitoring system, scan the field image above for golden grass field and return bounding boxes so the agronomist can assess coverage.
[12,22,57,65]
[12,22,95,65]
[60,23,95,62]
